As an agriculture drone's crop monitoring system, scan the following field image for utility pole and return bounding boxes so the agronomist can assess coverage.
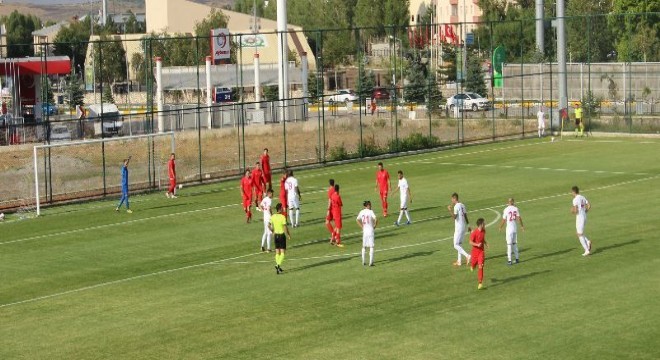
[556,0,568,110]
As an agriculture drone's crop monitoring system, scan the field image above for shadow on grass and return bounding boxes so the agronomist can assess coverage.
[289,255,356,273]
[291,231,399,249]
[384,250,437,264]
[523,248,574,263]
[488,247,531,261]
[592,239,640,255]
[488,269,552,288]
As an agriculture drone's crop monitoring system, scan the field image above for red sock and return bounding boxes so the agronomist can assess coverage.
[384,199,388,215]
[326,223,335,236]
[478,267,484,283]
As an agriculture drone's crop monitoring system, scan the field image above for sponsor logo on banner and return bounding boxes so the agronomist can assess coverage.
[211,28,230,61]
[240,34,267,48]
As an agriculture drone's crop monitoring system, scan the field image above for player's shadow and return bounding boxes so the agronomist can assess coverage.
[384,250,437,264]
[488,270,552,288]
[523,248,574,263]
[293,232,399,249]
[592,239,640,255]
[410,205,445,213]
[291,256,356,272]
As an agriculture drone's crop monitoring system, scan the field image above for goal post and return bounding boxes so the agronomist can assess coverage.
[33,132,175,216]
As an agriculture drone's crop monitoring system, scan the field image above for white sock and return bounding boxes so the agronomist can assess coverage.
[578,236,589,252]
[397,211,404,223]
[261,232,267,247]
[369,247,374,265]
[404,210,411,222]
[513,243,519,260]
[295,209,300,225]
[454,243,469,262]
[507,244,512,262]
[288,209,294,225]
[361,247,366,265]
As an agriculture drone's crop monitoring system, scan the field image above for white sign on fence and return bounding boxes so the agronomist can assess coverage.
[211,28,230,61]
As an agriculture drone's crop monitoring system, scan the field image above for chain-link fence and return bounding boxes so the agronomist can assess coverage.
[0,13,658,210]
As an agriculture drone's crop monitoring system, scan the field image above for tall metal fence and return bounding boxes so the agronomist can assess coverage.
[0,13,658,210]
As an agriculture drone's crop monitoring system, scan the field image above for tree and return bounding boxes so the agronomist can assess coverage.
[354,0,386,39]
[102,85,115,104]
[92,35,127,86]
[54,17,92,72]
[403,53,428,103]
[609,0,660,62]
[307,72,321,102]
[1,11,41,57]
[356,65,376,100]
[124,10,145,34]
[465,54,487,96]
[64,75,85,108]
[426,76,443,113]
[194,8,233,64]
[566,0,614,62]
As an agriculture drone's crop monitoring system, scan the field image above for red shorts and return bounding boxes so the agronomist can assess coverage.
[471,250,485,267]
[326,211,334,221]
[379,189,388,200]
[255,189,263,199]
[264,172,272,184]
[242,196,252,209]
[332,213,342,229]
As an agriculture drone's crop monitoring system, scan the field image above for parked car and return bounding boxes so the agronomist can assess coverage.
[446,93,491,111]
[371,87,390,101]
[42,103,58,116]
[328,89,358,103]
[49,124,71,142]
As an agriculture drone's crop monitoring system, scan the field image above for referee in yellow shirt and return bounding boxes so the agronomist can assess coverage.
[269,203,291,274]
[575,103,584,137]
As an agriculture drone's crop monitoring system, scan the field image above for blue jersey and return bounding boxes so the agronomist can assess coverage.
[121,165,129,188]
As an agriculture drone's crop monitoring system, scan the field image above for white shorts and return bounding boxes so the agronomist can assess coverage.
[362,233,374,248]
[576,216,586,234]
[400,196,408,209]
[287,198,299,209]
[538,121,545,129]
[506,231,517,245]
[453,227,466,245]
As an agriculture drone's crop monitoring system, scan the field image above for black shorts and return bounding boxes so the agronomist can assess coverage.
[274,234,287,249]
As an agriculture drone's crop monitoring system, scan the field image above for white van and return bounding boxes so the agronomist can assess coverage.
[86,103,123,137]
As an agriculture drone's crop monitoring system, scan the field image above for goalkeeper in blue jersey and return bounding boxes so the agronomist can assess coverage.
[115,156,133,213]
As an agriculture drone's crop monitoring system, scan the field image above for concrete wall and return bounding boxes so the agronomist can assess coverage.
[501,62,660,103]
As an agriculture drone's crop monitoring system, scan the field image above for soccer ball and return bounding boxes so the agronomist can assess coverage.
[551,137,555,142]
[0,213,4,221]
[178,184,183,189]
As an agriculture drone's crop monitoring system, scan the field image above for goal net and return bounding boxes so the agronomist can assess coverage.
[33,132,175,216]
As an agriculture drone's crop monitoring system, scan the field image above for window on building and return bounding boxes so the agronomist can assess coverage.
[451,5,458,17]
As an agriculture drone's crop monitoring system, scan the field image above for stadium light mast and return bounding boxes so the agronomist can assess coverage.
[277,0,289,119]
[102,0,108,26]
[556,0,568,111]
[536,0,544,53]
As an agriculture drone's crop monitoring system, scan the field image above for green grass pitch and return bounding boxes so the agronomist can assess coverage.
[1,137,659,359]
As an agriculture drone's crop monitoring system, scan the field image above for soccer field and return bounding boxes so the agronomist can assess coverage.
[1,137,659,359]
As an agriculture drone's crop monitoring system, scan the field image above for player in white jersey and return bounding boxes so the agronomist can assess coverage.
[357,200,378,266]
[392,170,412,226]
[571,186,592,256]
[259,189,274,252]
[448,192,470,266]
[284,170,302,227]
[498,198,525,265]
[537,107,546,138]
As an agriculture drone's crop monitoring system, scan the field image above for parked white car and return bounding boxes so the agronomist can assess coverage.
[446,93,491,111]
[49,124,71,142]
[328,89,358,103]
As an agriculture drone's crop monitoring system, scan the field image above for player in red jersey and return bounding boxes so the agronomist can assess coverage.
[325,179,336,244]
[330,184,344,247]
[278,169,288,216]
[261,148,272,190]
[375,162,391,217]
[469,218,488,290]
[240,170,253,223]
[166,153,177,198]
[252,161,265,207]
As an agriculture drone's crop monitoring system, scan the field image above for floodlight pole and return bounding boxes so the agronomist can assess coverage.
[556,0,568,110]
[277,0,289,121]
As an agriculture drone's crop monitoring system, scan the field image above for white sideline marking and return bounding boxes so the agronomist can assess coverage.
[0,209,500,309]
